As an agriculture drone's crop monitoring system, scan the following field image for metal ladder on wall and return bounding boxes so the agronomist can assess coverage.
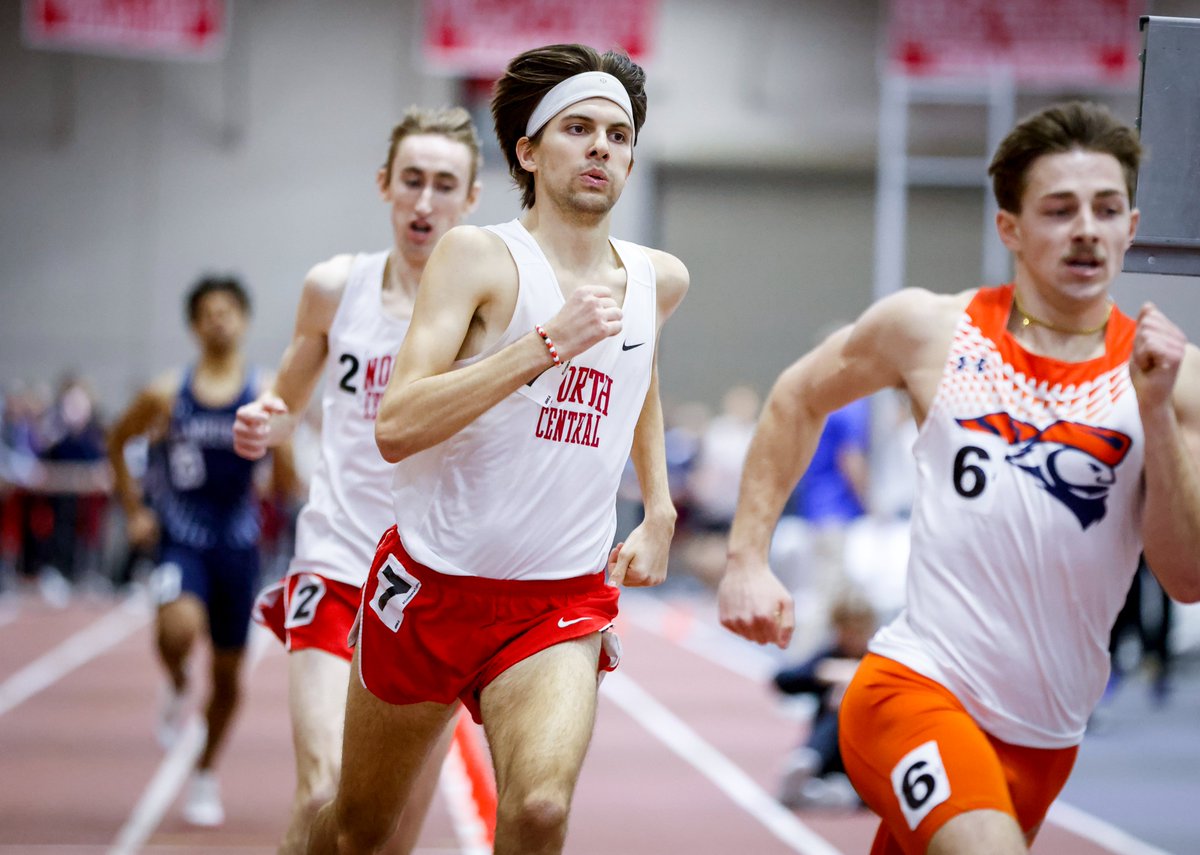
[871,72,1017,301]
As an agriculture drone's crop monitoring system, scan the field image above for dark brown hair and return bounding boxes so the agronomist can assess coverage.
[491,43,647,209]
[381,105,483,187]
[987,101,1141,213]
[186,275,250,323]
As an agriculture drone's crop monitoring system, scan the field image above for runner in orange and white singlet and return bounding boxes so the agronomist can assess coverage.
[718,101,1200,855]
[232,106,482,855]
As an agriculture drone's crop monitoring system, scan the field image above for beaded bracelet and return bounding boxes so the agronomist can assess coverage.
[534,324,561,365]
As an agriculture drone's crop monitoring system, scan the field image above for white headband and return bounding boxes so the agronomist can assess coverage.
[524,71,635,138]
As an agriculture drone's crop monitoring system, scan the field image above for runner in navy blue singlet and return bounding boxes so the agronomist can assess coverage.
[109,275,285,828]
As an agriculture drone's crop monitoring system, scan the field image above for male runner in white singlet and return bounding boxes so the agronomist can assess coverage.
[233,107,481,855]
[306,44,689,855]
[718,101,1200,855]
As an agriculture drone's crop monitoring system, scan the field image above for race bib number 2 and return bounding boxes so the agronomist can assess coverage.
[370,555,421,632]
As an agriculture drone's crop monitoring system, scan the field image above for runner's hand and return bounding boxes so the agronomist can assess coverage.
[1131,302,1186,413]
[608,518,673,589]
[540,285,622,362]
[717,561,794,649]
[126,506,160,551]
[234,394,288,460]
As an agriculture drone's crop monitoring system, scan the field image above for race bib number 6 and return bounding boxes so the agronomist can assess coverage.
[890,740,951,831]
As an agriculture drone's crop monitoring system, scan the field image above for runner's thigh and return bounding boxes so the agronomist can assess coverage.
[480,635,603,796]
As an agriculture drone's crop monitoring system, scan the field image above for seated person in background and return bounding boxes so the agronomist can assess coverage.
[773,590,876,809]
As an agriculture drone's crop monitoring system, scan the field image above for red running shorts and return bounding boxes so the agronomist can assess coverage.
[252,572,362,661]
[357,526,621,723]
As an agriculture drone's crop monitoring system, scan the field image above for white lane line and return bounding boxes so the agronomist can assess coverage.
[1047,800,1174,855]
[109,624,274,855]
[0,594,151,717]
[109,715,206,855]
[601,669,843,855]
[437,738,492,855]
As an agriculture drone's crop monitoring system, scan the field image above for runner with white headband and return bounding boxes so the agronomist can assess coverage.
[307,42,688,855]
[524,71,635,138]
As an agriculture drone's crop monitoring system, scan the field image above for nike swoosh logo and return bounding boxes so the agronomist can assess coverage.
[621,341,645,351]
[557,616,593,628]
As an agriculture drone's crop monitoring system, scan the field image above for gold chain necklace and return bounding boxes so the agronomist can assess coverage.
[1012,291,1113,336]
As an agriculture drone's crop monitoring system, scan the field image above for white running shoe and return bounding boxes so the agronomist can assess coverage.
[778,746,821,808]
[182,770,225,827]
[156,684,186,750]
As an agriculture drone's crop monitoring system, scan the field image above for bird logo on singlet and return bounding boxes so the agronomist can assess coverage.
[957,413,1133,529]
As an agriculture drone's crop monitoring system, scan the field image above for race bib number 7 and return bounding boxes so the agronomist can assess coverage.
[369,554,421,632]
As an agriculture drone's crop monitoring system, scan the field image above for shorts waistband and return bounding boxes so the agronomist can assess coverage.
[386,528,610,596]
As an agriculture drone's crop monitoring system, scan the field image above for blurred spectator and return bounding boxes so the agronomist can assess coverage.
[679,385,759,587]
[1106,554,1174,706]
[769,396,870,650]
[785,397,870,598]
[688,385,760,532]
[35,376,111,601]
[774,589,875,810]
[1,382,53,594]
[866,388,918,521]
[664,399,713,530]
[787,397,870,524]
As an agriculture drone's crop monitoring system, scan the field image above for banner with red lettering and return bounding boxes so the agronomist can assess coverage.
[422,0,659,76]
[22,0,228,61]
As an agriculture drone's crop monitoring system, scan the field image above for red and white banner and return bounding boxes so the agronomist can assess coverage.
[886,0,1145,83]
[22,0,228,61]
[422,0,659,77]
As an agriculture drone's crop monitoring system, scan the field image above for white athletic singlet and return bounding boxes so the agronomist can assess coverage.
[289,251,408,586]
[391,220,657,581]
[869,284,1144,749]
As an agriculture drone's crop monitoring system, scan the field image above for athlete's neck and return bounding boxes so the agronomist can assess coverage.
[197,348,244,379]
[1007,287,1111,362]
[192,350,247,407]
[520,207,614,278]
[382,251,422,314]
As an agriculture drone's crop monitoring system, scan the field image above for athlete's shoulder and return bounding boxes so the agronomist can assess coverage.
[639,245,689,317]
[438,223,509,258]
[303,254,356,304]
[131,368,182,420]
[149,368,184,402]
[847,288,970,374]
[293,254,357,336]
[856,287,967,337]
[885,286,972,317]
[640,245,688,285]
[426,225,515,295]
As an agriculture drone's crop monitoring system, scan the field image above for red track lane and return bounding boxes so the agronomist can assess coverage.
[0,592,1158,854]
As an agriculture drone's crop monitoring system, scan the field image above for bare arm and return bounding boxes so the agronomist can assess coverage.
[718,289,948,646]
[609,250,690,587]
[106,374,175,548]
[233,257,348,459]
[1135,304,1200,602]
[375,227,623,463]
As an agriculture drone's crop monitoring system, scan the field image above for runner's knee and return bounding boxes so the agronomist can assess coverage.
[503,792,570,843]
